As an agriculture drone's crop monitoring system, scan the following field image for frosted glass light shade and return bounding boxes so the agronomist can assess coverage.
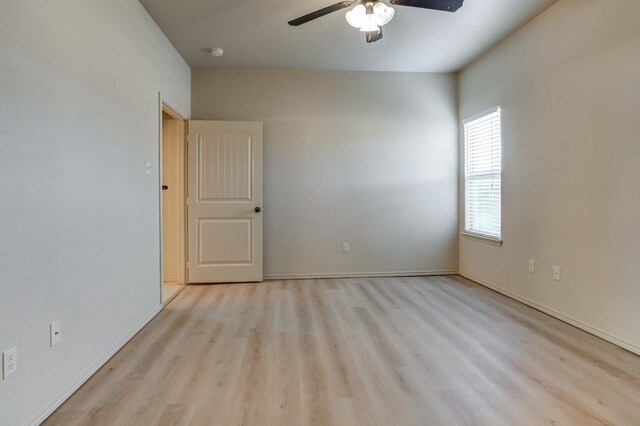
[373,2,394,26]
[346,4,367,28]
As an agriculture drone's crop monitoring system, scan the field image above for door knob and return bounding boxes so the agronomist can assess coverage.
[162,186,169,190]
[255,207,263,213]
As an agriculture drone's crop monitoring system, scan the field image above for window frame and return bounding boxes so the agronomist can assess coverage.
[462,106,503,245]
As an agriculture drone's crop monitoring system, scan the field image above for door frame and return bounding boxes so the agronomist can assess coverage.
[158,93,188,306]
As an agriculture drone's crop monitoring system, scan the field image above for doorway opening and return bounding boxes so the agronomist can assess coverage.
[161,105,187,305]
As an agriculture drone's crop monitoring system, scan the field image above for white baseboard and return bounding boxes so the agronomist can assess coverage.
[460,272,640,357]
[28,305,164,426]
[264,270,459,281]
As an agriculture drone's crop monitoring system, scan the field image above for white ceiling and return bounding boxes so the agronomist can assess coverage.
[140,0,557,72]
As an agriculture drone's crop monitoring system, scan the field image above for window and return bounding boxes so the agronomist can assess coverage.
[464,107,502,240]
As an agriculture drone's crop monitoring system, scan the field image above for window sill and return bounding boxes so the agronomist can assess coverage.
[460,232,503,247]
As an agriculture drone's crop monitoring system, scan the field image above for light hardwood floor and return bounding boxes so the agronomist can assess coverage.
[45,276,640,425]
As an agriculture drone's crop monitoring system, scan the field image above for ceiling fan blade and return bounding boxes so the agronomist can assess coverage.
[366,28,383,43]
[390,0,464,12]
[288,1,356,26]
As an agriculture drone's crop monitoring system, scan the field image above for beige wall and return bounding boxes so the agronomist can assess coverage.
[192,69,459,278]
[459,0,640,353]
[0,1,190,424]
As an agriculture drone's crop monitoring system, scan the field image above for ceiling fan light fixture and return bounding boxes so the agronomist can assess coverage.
[346,2,394,32]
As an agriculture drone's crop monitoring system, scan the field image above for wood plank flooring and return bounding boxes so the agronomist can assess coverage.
[45,276,640,425]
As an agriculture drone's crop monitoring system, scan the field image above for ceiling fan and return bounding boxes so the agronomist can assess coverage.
[288,0,464,43]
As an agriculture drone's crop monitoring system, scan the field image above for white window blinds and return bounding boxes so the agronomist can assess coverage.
[464,107,502,240]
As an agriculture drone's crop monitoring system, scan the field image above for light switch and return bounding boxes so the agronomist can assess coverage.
[145,161,152,175]
[50,321,61,346]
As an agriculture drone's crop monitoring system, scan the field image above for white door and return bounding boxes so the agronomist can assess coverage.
[187,121,263,283]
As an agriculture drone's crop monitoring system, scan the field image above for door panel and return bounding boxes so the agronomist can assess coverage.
[198,133,252,201]
[187,121,263,283]
[198,219,252,264]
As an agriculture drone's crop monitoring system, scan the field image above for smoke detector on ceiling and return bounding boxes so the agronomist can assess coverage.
[209,48,224,57]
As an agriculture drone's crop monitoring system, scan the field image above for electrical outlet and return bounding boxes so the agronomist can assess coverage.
[342,243,350,253]
[2,346,17,379]
[51,321,62,346]
[528,259,535,273]
[553,266,561,281]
